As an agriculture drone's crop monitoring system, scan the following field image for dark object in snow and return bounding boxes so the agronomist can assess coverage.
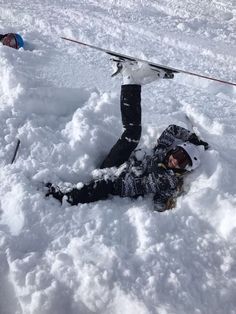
[11,139,21,164]
[45,183,64,203]
[188,133,209,150]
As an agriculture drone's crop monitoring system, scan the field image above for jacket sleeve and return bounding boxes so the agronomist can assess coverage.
[154,124,191,153]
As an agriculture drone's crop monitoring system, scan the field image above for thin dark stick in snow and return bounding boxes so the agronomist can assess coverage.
[185,114,201,135]
[185,114,194,131]
[185,114,210,148]
[11,139,21,164]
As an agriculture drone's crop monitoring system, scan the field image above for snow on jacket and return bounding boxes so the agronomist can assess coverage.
[113,124,192,211]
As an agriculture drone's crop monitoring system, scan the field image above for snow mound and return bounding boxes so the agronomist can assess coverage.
[1,1,236,314]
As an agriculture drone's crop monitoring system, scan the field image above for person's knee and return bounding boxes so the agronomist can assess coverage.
[134,125,142,141]
[123,125,142,142]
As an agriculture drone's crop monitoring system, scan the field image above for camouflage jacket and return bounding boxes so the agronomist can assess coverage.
[114,124,192,211]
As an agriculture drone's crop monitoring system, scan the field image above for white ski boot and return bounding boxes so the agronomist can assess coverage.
[111,59,174,85]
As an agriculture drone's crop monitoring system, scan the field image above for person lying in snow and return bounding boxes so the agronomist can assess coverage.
[0,33,24,49]
[45,61,208,212]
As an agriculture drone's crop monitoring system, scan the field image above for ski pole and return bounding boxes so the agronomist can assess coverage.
[185,114,194,131]
[11,139,20,164]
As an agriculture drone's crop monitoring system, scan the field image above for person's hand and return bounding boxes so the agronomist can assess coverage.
[188,133,209,150]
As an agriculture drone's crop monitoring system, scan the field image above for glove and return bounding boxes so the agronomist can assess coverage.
[188,133,209,150]
[45,182,64,204]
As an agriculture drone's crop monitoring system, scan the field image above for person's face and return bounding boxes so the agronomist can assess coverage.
[167,154,180,169]
[1,34,17,49]
[166,147,191,170]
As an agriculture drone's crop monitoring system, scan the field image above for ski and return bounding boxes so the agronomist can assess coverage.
[61,37,236,87]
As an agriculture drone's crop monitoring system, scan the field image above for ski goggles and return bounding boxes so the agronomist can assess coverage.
[170,147,192,169]
[1,33,18,49]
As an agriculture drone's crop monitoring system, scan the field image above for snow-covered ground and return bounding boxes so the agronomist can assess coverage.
[1,1,236,313]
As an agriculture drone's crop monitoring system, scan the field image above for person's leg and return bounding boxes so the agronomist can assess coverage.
[100,84,142,168]
[46,179,118,205]
[65,179,116,205]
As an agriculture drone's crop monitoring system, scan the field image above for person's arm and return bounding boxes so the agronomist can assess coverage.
[154,124,209,153]
[154,124,191,151]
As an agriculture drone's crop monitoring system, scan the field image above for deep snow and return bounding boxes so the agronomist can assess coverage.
[0,1,236,314]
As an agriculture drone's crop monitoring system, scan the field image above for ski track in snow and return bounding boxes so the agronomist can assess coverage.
[1,1,236,314]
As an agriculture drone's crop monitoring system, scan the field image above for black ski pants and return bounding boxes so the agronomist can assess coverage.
[100,84,142,168]
[66,84,142,205]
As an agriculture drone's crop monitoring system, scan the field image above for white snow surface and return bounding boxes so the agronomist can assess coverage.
[1,1,236,313]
